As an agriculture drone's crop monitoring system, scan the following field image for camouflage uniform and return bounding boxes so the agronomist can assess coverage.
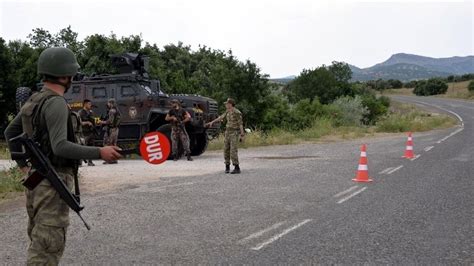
[219,108,243,165]
[6,88,100,265]
[168,108,191,157]
[4,48,102,265]
[78,108,96,147]
[26,168,74,265]
[103,107,120,146]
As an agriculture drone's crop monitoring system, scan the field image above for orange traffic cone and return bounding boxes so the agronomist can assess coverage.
[403,132,415,159]
[352,144,373,183]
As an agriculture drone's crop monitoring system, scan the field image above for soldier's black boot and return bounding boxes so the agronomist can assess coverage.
[173,155,178,161]
[187,154,193,161]
[230,165,241,174]
[225,164,230,174]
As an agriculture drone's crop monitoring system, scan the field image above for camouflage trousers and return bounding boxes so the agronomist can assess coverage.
[171,127,191,156]
[26,168,73,265]
[103,127,119,146]
[224,130,240,165]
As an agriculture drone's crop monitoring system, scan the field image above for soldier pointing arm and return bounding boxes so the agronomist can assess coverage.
[206,98,244,174]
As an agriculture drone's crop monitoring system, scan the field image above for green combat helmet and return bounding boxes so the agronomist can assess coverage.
[37,47,80,77]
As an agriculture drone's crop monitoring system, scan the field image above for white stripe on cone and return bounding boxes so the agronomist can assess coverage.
[406,146,413,150]
[358,164,368,171]
[360,152,367,157]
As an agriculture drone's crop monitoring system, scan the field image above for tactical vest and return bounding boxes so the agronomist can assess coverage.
[20,89,78,168]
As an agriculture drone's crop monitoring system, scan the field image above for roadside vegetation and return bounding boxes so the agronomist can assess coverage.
[0,142,9,160]
[208,101,457,150]
[382,79,474,100]
[0,167,24,200]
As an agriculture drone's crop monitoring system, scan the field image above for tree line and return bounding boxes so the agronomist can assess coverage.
[1,26,391,134]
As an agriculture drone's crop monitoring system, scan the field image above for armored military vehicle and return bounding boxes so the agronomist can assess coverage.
[15,53,220,157]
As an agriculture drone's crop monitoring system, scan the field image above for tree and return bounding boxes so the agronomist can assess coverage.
[413,78,448,96]
[468,80,474,92]
[0,38,15,123]
[286,62,353,104]
[27,28,58,49]
[403,80,418,88]
[387,79,403,89]
[55,26,83,54]
[328,61,352,83]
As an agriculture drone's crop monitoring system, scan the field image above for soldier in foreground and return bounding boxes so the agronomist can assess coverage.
[206,98,244,174]
[165,99,193,161]
[4,47,122,265]
[78,99,96,166]
[100,98,121,164]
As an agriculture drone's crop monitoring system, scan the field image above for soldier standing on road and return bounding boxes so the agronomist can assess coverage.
[206,98,244,174]
[78,99,96,166]
[101,98,121,164]
[4,47,122,265]
[165,99,193,161]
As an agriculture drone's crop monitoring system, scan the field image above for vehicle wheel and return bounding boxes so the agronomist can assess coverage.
[156,124,183,160]
[190,133,208,156]
[16,87,32,112]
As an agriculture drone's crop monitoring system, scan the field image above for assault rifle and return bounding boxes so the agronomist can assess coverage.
[9,133,91,230]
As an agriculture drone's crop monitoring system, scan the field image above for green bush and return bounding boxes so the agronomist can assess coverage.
[329,96,368,126]
[404,80,418,88]
[387,79,403,89]
[261,94,291,131]
[468,80,474,92]
[361,94,389,125]
[413,78,448,96]
[286,99,326,130]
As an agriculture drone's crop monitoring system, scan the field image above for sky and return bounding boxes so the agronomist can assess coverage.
[0,0,472,78]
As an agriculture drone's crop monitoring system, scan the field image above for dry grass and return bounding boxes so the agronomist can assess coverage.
[436,80,474,100]
[383,80,474,100]
[376,102,457,133]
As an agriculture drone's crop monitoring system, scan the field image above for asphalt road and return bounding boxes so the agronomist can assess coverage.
[0,96,472,264]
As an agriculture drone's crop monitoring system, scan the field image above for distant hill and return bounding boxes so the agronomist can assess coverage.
[351,53,474,81]
[270,75,296,84]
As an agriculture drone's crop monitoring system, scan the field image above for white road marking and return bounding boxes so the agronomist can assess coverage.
[412,100,464,123]
[411,100,465,144]
[251,219,312,251]
[133,182,195,192]
[436,128,463,143]
[333,186,359,198]
[387,165,404,175]
[337,187,367,204]
[379,167,394,174]
[424,146,434,152]
[238,222,285,244]
[410,155,421,161]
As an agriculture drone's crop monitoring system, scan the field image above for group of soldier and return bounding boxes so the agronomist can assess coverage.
[3,46,246,265]
[74,89,245,174]
[72,98,121,165]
